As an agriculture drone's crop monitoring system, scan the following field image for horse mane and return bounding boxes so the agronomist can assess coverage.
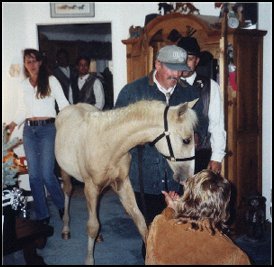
[81,100,163,132]
[112,100,164,122]
[85,100,197,136]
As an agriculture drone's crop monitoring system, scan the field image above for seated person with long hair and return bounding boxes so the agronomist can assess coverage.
[145,169,251,265]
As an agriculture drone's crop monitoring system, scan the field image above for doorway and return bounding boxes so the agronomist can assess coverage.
[37,23,113,109]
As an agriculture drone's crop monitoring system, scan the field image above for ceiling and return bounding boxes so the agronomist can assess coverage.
[38,23,111,42]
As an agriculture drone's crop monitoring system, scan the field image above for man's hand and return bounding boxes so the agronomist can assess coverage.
[208,160,222,174]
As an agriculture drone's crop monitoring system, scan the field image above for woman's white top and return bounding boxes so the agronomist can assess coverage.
[14,75,70,125]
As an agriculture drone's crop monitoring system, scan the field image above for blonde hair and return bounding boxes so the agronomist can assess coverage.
[175,169,231,234]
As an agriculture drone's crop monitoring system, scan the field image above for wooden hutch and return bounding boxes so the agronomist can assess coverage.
[122,13,267,229]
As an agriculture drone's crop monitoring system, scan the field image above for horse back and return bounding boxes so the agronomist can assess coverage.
[55,103,98,129]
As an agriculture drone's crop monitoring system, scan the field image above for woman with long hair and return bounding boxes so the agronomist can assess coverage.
[8,49,69,224]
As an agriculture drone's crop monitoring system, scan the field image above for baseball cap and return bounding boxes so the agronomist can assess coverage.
[156,45,191,71]
[177,37,201,56]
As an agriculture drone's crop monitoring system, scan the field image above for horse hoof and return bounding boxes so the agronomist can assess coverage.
[62,232,71,240]
[96,233,104,242]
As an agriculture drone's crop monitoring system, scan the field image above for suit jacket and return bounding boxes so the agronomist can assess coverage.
[53,66,77,103]
[145,208,251,265]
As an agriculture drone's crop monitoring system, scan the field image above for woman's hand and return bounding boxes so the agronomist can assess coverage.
[162,191,180,210]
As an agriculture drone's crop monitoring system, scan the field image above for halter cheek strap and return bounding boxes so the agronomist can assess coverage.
[150,105,195,162]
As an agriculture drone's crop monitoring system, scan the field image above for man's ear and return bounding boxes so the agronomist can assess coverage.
[155,60,161,71]
[195,56,200,66]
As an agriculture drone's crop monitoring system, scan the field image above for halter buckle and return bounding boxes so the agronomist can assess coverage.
[164,131,170,136]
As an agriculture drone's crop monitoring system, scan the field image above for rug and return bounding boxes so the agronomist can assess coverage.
[3,185,144,265]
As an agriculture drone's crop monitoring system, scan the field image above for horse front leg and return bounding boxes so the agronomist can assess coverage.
[60,168,72,239]
[113,177,148,242]
[84,181,100,265]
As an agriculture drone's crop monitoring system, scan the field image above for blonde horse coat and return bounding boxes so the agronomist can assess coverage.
[55,100,197,264]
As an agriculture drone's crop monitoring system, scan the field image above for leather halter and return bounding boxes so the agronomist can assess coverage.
[150,105,196,162]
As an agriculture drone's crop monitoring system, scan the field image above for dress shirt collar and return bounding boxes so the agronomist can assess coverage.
[59,66,70,77]
[181,71,197,86]
[79,73,89,81]
[153,70,176,96]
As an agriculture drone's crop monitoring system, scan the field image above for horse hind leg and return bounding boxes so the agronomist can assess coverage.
[112,177,148,242]
[84,181,100,265]
[60,168,72,239]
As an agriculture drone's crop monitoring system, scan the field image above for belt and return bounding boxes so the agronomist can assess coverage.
[26,118,55,126]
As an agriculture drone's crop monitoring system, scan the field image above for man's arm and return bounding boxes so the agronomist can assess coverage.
[208,79,226,172]
[93,79,105,110]
[115,84,132,108]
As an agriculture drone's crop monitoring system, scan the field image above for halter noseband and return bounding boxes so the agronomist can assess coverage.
[150,105,195,162]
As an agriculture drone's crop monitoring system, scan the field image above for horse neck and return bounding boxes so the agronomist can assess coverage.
[109,102,165,153]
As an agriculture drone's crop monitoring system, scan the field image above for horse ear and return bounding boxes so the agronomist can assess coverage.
[177,102,188,117]
[187,98,199,109]
[177,98,199,117]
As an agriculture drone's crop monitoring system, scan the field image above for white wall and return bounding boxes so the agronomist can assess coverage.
[2,2,159,112]
[2,2,272,221]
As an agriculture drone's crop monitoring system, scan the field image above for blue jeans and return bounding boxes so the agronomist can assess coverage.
[23,122,64,220]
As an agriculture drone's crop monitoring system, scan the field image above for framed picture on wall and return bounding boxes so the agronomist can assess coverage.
[50,3,95,18]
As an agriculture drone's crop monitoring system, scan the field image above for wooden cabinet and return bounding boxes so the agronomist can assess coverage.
[122,13,267,229]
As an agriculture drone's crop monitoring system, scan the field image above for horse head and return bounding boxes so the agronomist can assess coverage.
[153,99,198,184]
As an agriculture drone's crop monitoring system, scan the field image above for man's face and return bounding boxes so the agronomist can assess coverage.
[155,60,182,89]
[77,59,89,76]
[181,55,200,78]
[57,53,69,68]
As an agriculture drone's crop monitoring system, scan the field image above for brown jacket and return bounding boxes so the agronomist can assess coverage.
[145,208,251,265]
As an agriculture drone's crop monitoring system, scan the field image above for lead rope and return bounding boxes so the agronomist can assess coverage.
[137,145,148,225]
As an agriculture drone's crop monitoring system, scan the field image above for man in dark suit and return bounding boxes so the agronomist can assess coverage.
[53,49,77,105]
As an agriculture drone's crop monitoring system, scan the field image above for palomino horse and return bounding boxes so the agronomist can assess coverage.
[55,99,198,264]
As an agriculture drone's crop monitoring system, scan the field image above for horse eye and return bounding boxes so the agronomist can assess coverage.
[183,137,191,145]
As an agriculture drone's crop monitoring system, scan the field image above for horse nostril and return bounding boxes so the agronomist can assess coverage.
[173,173,181,183]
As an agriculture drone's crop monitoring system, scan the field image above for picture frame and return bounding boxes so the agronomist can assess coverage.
[50,3,95,18]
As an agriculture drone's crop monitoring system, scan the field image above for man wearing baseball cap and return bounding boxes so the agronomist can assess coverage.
[115,45,203,227]
[177,37,226,175]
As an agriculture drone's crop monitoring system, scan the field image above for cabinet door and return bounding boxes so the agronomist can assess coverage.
[225,32,263,211]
